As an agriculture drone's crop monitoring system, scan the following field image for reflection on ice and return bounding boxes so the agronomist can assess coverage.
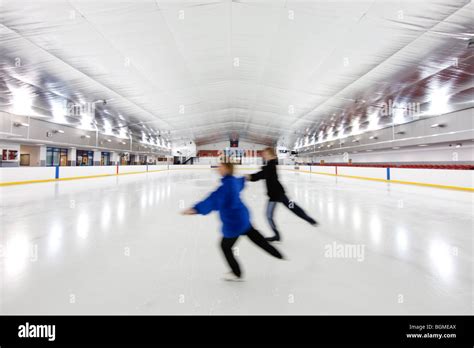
[48,221,63,255]
[396,227,408,253]
[77,212,89,239]
[369,215,382,245]
[429,240,454,280]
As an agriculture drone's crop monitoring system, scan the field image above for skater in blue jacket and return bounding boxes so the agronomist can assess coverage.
[182,162,283,281]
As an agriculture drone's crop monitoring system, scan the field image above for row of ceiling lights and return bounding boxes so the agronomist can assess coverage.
[13,121,171,149]
[10,91,172,145]
[303,142,463,157]
[297,122,447,151]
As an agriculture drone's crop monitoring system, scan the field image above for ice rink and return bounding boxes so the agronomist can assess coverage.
[1,168,472,315]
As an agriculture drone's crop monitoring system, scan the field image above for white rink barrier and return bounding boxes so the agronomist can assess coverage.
[0,164,472,191]
[0,167,56,184]
[279,165,295,170]
[170,164,211,170]
[337,166,387,180]
[289,165,473,191]
[311,166,336,175]
[147,165,169,172]
[60,166,116,179]
[235,164,261,170]
[390,168,474,188]
[296,165,311,172]
[119,165,148,174]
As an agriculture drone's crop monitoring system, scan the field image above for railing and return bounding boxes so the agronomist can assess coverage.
[305,163,474,170]
[183,156,197,164]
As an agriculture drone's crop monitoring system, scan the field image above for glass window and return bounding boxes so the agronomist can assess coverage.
[76,150,94,166]
[101,152,110,166]
[46,147,68,166]
[53,150,60,166]
[46,148,53,166]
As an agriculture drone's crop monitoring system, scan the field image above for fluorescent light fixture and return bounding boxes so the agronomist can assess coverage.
[81,135,91,139]
[352,139,359,143]
[418,144,428,147]
[13,122,30,127]
[106,139,112,142]
[428,86,450,115]
[53,129,65,134]
[455,144,462,148]
[369,136,378,140]
[430,123,444,128]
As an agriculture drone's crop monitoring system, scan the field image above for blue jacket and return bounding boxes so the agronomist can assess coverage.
[193,175,251,238]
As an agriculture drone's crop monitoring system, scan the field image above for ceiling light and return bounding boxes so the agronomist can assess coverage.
[418,144,428,147]
[81,135,91,139]
[53,129,64,134]
[369,136,378,140]
[13,122,30,127]
[430,123,444,128]
[455,144,462,148]
[106,139,112,142]
[352,139,359,143]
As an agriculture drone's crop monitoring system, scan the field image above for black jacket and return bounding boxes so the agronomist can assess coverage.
[250,159,285,201]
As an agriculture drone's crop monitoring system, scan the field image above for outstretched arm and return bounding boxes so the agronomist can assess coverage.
[182,208,197,215]
[192,187,221,215]
[248,170,265,182]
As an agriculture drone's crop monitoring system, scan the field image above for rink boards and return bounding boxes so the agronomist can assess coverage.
[0,164,473,191]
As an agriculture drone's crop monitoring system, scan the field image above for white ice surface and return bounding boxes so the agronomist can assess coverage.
[0,169,472,314]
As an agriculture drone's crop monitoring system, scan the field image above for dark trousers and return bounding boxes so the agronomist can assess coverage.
[266,194,316,238]
[221,226,283,277]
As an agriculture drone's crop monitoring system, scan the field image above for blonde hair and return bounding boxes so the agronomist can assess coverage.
[221,162,234,175]
[264,147,276,157]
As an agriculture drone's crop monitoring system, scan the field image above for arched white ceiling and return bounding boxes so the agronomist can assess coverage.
[1,0,472,147]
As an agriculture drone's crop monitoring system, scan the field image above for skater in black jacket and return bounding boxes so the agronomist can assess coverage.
[246,147,318,242]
